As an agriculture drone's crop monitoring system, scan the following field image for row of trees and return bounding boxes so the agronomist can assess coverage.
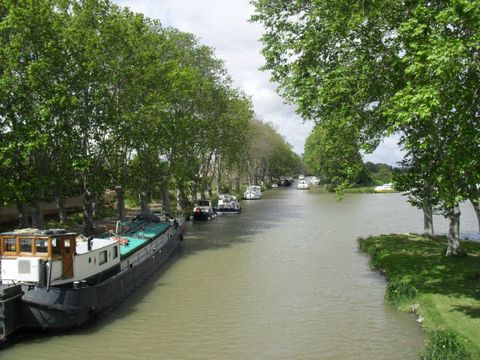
[252,0,479,255]
[0,0,299,234]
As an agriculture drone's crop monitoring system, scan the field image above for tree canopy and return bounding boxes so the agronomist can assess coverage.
[252,0,480,254]
[0,0,301,233]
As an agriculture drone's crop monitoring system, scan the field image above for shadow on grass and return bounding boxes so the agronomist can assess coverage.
[360,234,480,301]
[451,305,480,319]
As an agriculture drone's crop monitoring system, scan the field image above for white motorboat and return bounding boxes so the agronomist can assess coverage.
[244,185,262,200]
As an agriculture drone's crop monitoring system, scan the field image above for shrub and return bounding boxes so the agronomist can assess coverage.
[420,330,471,360]
[385,280,418,306]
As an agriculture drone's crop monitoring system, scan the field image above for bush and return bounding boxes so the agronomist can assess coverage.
[420,330,471,360]
[385,280,418,306]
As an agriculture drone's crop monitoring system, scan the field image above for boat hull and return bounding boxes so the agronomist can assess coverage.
[16,227,182,333]
[214,208,241,214]
[192,212,216,221]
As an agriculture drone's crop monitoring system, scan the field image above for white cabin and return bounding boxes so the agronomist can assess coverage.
[0,230,120,286]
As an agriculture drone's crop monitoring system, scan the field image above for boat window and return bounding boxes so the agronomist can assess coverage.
[51,238,62,255]
[20,238,33,253]
[113,246,118,259]
[99,250,107,265]
[5,238,16,253]
[64,238,72,254]
[35,239,48,254]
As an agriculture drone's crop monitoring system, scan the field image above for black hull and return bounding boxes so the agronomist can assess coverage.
[192,212,216,221]
[16,230,181,333]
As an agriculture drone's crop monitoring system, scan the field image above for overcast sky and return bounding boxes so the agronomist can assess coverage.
[112,0,402,166]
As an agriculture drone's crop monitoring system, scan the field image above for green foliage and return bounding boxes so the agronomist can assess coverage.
[0,0,261,227]
[420,330,471,360]
[385,280,418,306]
[304,122,364,190]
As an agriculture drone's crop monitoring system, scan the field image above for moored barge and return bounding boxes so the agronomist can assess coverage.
[0,213,184,346]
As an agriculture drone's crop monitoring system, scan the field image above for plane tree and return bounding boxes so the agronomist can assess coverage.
[252,0,479,255]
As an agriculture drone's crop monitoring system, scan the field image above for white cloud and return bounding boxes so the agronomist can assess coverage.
[363,134,404,166]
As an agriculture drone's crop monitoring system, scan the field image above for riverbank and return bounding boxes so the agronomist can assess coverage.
[359,234,480,359]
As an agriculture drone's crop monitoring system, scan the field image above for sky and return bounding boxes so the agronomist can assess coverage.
[112,0,402,166]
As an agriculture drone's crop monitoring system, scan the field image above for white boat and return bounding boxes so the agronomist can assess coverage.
[244,185,262,200]
[310,176,320,185]
[297,180,310,190]
[192,200,217,220]
[374,183,394,193]
[214,194,241,214]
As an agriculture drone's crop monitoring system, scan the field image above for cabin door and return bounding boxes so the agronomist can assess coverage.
[62,238,74,278]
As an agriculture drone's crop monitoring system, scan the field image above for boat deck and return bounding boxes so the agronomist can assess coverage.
[118,222,171,257]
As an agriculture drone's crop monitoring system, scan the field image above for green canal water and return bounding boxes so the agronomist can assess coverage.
[3,188,478,359]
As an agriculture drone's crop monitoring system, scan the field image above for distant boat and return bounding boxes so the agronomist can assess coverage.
[192,200,216,220]
[277,177,292,187]
[297,180,310,190]
[310,176,320,185]
[244,185,262,200]
[214,194,241,214]
[374,183,395,193]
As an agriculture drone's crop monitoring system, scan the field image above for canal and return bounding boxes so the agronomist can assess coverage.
[3,187,478,359]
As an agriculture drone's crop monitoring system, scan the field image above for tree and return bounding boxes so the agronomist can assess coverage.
[386,0,479,254]
[253,0,480,255]
[304,121,364,190]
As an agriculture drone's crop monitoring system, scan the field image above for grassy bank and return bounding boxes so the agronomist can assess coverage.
[358,234,480,359]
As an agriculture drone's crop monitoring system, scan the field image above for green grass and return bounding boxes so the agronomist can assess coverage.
[344,186,375,193]
[358,234,480,359]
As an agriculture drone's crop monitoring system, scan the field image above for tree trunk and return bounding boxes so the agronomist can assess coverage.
[92,192,98,218]
[191,183,198,204]
[16,201,30,228]
[422,200,434,238]
[176,182,189,213]
[55,194,67,224]
[139,191,150,214]
[235,176,241,192]
[115,186,126,221]
[445,203,465,256]
[216,155,222,194]
[30,200,44,229]
[470,199,480,233]
[82,190,95,236]
[176,189,182,212]
[162,179,171,214]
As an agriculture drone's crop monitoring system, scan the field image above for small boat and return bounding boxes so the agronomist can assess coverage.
[244,185,262,200]
[277,177,292,187]
[0,213,185,345]
[310,176,320,185]
[374,183,394,193]
[297,180,310,190]
[192,200,216,221]
[214,194,241,214]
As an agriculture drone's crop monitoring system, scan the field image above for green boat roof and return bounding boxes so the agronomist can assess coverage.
[118,222,171,258]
